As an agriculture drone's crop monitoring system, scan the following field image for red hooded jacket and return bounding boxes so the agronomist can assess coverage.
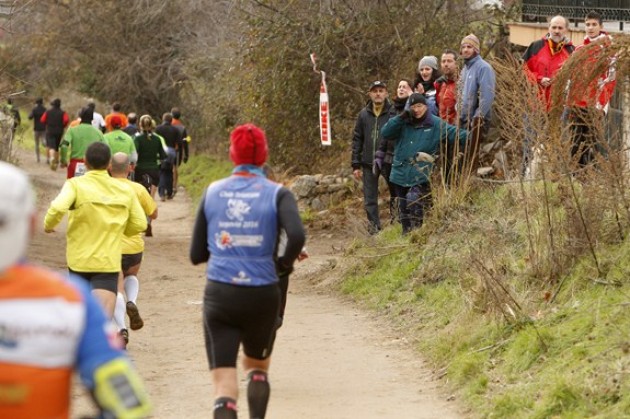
[523,34,575,110]
[566,32,616,111]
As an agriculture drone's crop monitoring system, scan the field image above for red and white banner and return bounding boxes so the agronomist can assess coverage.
[319,72,331,146]
[311,53,331,146]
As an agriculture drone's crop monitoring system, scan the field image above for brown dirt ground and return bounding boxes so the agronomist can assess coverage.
[17,145,467,419]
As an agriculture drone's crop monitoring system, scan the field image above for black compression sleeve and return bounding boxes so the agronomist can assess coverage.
[190,190,210,264]
[276,187,306,268]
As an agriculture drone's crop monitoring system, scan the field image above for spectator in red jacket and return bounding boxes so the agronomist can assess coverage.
[435,49,461,183]
[522,15,575,111]
[435,49,459,125]
[565,11,617,167]
[521,16,574,176]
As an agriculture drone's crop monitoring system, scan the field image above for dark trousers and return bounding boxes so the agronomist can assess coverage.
[381,163,398,224]
[463,117,489,171]
[361,164,384,234]
[568,107,605,168]
[158,168,174,198]
[394,183,432,234]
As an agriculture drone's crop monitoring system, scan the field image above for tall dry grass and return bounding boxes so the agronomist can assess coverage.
[427,34,630,319]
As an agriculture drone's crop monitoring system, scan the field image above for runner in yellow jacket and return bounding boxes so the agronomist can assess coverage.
[110,152,158,346]
[44,142,147,318]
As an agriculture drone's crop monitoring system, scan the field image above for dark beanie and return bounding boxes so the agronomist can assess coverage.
[229,123,268,166]
[408,93,427,107]
[79,107,93,123]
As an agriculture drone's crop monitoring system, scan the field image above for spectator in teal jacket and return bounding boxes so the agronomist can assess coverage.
[377,93,467,234]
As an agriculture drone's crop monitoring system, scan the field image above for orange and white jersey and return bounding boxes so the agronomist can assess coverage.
[0,264,122,419]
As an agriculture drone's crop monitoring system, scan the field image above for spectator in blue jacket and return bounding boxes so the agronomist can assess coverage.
[458,34,496,167]
[378,93,467,234]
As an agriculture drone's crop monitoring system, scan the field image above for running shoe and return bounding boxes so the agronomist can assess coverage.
[119,328,129,348]
[126,301,144,331]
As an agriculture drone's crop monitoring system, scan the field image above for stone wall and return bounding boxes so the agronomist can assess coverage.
[288,174,356,212]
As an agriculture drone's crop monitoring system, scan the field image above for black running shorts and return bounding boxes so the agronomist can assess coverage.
[202,280,280,369]
[69,269,118,294]
[46,132,63,151]
[122,252,143,273]
[134,168,160,187]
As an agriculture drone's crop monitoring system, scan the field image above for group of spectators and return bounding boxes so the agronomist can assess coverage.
[352,33,495,235]
[352,11,617,235]
[523,12,616,170]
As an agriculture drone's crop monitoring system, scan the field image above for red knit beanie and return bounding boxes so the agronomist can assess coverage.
[229,123,268,166]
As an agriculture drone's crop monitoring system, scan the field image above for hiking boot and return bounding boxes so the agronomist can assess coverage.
[126,301,144,331]
[50,158,58,171]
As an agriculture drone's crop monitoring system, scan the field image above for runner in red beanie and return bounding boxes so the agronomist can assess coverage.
[229,123,268,166]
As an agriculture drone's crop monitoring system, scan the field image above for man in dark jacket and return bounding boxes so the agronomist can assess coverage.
[155,112,182,200]
[28,98,46,163]
[351,80,396,235]
[40,98,69,171]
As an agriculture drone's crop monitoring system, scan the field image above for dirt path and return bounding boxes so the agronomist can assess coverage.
[17,147,466,419]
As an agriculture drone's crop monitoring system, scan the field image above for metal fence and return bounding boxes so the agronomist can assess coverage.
[522,1,630,23]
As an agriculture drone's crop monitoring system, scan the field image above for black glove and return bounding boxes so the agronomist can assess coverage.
[399,109,412,122]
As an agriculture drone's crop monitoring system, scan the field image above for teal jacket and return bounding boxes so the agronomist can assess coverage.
[381,114,467,186]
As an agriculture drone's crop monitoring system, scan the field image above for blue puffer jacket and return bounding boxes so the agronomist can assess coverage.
[381,114,467,187]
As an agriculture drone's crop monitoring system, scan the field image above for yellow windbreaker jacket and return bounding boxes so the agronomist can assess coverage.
[44,170,147,272]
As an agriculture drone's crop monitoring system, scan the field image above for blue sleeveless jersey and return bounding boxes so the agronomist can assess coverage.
[204,174,281,286]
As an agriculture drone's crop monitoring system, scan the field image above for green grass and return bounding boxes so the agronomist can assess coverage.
[336,180,630,418]
[177,154,233,203]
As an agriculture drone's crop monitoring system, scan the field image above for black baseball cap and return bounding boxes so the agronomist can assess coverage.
[369,80,387,91]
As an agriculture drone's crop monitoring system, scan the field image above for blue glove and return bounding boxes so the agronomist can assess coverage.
[373,150,385,176]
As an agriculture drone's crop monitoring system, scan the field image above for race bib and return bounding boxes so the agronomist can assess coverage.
[74,162,87,177]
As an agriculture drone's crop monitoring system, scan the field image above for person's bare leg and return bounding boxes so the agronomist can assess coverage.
[211,367,239,418]
[92,289,116,318]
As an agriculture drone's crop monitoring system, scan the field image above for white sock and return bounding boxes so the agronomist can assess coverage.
[114,292,127,330]
[124,275,140,303]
